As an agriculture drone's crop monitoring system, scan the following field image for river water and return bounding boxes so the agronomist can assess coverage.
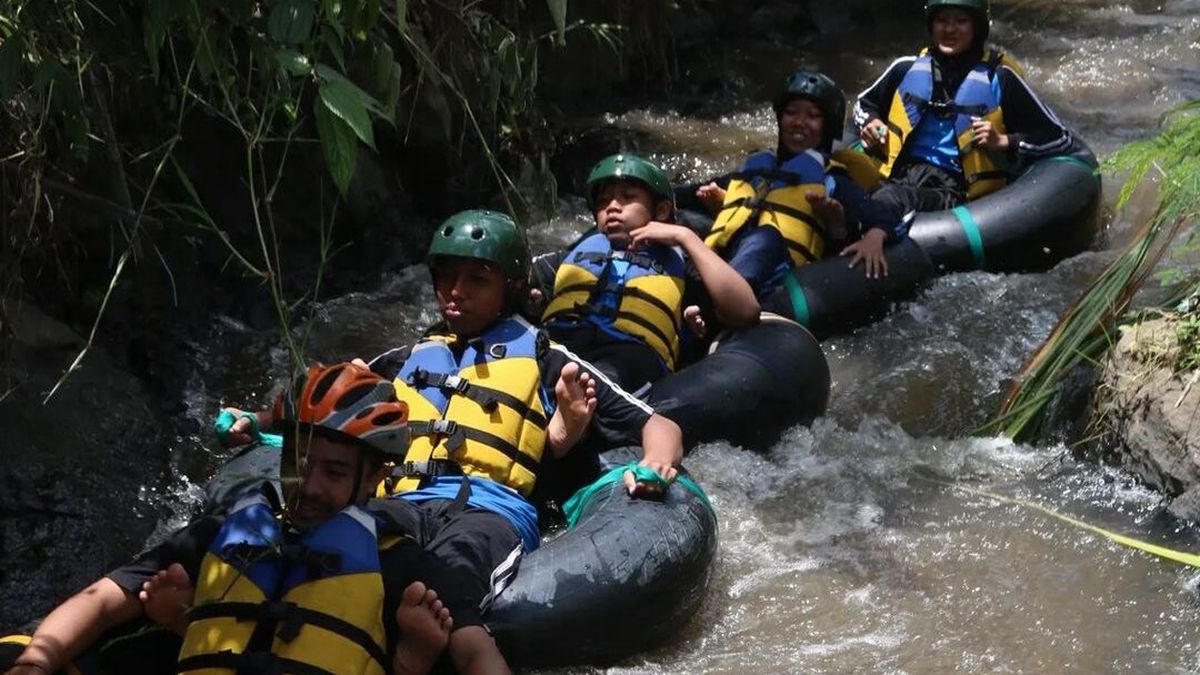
[153,1,1200,673]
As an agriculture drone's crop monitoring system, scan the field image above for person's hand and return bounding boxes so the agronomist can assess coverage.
[841,228,889,279]
[622,460,678,499]
[970,117,1009,151]
[860,119,889,151]
[695,182,727,214]
[683,305,707,338]
[628,221,696,251]
[806,192,846,242]
[217,407,258,448]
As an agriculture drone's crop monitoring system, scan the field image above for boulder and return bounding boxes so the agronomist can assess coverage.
[1091,316,1200,519]
[0,300,173,629]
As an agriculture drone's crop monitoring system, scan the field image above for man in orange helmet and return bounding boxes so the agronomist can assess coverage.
[2,364,450,675]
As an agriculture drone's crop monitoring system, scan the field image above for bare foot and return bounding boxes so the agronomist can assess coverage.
[393,581,453,675]
[139,563,194,635]
[547,362,597,454]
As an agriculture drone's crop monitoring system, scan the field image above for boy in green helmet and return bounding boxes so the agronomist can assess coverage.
[534,153,760,396]
[360,209,685,674]
[855,0,1074,213]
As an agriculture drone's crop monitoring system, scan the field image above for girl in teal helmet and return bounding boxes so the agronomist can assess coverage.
[855,0,1076,214]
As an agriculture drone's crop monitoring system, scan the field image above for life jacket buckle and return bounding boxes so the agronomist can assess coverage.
[443,374,470,394]
[431,419,458,436]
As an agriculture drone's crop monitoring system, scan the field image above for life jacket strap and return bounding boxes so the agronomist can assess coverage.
[177,650,334,675]
[902,91,989,119]
[392,458,463,479]
[406,422,541,477]
[406,373,549,428]
[183,601,388,673]
[574,250,665,274]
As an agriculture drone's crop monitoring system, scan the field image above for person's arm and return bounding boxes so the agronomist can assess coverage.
[4,579,142,675]
[853,57,914,152]
[994,66,1073,164]
[628,222,760,328]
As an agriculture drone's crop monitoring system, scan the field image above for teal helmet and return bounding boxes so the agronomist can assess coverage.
[925,0,990,43]
[586,153,673,207]
[427,209,530,284]
[772,71,846,151]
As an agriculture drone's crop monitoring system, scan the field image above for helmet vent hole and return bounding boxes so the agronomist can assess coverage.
[470,228,485,240]
[442,226,454,236]
[311,366,343,405]
[335,383,376,410]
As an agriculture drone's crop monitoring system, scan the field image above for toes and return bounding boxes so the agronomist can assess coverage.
[401,581,427,607]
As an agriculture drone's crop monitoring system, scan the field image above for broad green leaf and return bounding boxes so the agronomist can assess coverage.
[316,64,375,149]
[319,26,347,70]
[315,97,357,195]
[370,42,393,99]
[395,0,408,36]
[277,48,310,76]
[0,33,22,100]
[268,0,316,45]
[546,0,567,46]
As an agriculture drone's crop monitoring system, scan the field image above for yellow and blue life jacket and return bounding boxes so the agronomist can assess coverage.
[177,493,388,675]
[542,232,686,371]
[706,149,829,267]
[387,315,549,497]
[881,49,1022,200]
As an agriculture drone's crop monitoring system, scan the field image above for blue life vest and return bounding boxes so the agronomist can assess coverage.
[542,232,686,370]
[178,492,388,675]
[882,50,1016,199]
[389,315,549,497]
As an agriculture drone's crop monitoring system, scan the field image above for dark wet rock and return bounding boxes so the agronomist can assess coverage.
[1090,317,1200,520]
[0,301,174,629]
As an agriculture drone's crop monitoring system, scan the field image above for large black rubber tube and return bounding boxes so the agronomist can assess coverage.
[907,148,1102,274]
[488,447,718,668]
[683,145,1102,339]
[647,317,830,450]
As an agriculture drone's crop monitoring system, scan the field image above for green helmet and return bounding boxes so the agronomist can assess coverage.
[586,153,673,206]
[772,71,846,151]
[427,209,529,284]
[925,0,990,43]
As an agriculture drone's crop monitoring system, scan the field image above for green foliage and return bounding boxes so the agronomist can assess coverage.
[993,102,1200,441]
[1176,312,1200,372]
[0,0,589,396]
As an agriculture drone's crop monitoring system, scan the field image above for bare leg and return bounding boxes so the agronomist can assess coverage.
[448,625,511,675]
[392,581,452,675]
[138,563,193,636]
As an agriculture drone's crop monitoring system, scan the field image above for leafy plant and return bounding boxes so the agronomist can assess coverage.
[0,0,587,398]
[992,102,1200,441]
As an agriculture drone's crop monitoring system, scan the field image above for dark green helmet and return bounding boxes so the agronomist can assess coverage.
[427,209,529,283]
[586,153,673,206]
[926,0,990,43]
[773,71,846,151]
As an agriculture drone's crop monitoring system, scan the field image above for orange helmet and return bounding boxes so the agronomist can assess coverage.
[274,363,408,458]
